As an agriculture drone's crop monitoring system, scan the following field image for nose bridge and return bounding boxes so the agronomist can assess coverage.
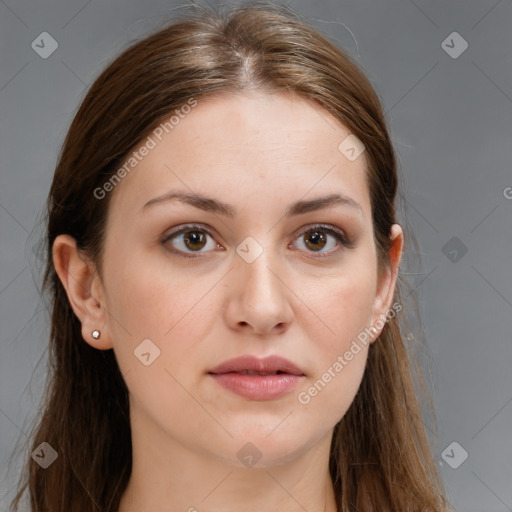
[237,234,281,299]
[231,232,293,332]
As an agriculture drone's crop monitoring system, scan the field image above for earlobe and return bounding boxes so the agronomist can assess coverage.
[52,234,112,350]
[369,223,404,343]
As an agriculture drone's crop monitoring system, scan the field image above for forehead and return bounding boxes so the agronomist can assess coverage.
[108,90,371,220]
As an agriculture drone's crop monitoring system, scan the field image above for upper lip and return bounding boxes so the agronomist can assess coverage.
[208,355,305,376]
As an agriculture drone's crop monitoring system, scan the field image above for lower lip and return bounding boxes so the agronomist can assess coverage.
[208,373,305,400]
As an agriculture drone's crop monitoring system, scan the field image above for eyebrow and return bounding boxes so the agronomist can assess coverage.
[142,190,363,217]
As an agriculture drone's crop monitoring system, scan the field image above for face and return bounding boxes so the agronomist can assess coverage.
[81,91,402,467]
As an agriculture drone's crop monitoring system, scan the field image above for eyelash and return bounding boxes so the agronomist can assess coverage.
[160,223,354,259]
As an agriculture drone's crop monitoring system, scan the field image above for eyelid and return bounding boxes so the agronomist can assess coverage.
[160,223,220,258]
[293,223,351,244]
[290,223,355,255]
[160,222,354,258]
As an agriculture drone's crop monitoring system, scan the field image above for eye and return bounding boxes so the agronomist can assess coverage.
[161,223,354,259]
[291,224,353,256]
[161,224,221,258]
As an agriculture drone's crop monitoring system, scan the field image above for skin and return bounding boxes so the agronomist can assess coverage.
[53,90,403,512]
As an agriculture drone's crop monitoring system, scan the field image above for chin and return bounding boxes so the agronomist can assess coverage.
[222,428,315,469]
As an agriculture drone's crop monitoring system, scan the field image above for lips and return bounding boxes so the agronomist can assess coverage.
[207,355,305,400]
[208,355,305,377]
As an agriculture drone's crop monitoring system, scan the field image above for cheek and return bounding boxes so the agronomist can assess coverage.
[293,257,375,422]
[296,274,373,425]
[104,259,217,429]
[296,346,368,432]
[103,248,219,375]
[302,260,377,352]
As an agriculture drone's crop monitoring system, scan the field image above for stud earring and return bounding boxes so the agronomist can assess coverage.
[92,330,101,340]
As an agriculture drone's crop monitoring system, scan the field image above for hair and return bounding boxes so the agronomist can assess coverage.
[9,2,452,511]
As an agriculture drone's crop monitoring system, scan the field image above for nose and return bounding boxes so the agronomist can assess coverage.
[223,247,294,336]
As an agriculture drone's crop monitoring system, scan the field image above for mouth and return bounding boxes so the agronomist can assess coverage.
[207,354,305,376]
[207,355,305,400]
[212,370,291,376]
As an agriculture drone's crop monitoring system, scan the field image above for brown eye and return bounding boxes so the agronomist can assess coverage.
[183,230,207,251]
[162,224,219,257]
[293,225,351,256]
[303,229,327,251]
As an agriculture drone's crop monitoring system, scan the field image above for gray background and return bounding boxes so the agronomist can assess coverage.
[1,1,511,511]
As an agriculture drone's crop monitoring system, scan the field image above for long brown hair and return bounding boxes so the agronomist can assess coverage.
[9,2,452,510]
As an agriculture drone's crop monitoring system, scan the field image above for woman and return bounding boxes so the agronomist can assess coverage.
[10,2,452,511]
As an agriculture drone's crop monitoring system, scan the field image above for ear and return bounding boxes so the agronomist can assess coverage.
[52,234,112,350]
[369,224,404,343]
